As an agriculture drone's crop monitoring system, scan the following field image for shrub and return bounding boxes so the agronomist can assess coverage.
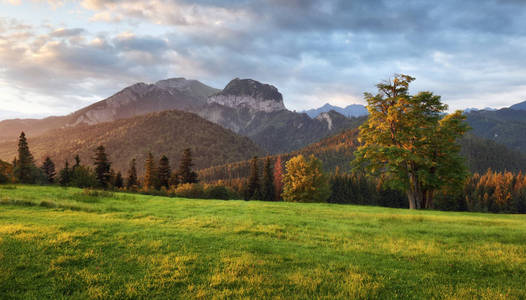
[173,183,205,199]
[205,185,230,200]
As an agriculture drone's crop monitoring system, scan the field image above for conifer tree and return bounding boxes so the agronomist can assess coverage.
[73,154,81,170]
[247,156,261,200]
[261,157,274,201]
[178,148,198,184]
[144,152,157,189]
[59,160,71,186]
[158,155,171,189]
[14,132,36,183]
[273,156,283,201]
[41,157,56,184]
[93,145,111,188]
[114,171,124,189]
[127,158,138,189]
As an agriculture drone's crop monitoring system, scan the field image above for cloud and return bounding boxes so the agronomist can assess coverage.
[3,0,526,114]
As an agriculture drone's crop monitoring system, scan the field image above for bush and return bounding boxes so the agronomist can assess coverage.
[205,185,230,200]
[173,183,205,199]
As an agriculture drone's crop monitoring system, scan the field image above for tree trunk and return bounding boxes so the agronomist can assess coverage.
[407,173,424,209]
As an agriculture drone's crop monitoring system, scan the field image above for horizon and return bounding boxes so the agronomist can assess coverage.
[1,1,526,119]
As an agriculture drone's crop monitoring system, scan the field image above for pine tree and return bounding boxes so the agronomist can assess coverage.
[261,157,274,201]
[114,172,124,189]
[158,155,171,189]
[73,154,81,170]
[144,152,157,189]
[247,156,260,200]
[93,145,111,188]
[126,158,138,189]
[41,157,56,184]
[14,132,36,183]
[178,148,198,184]
[59,160,71,186]
[273,156,283,201]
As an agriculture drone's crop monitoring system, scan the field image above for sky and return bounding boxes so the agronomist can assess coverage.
[1,0,526,120]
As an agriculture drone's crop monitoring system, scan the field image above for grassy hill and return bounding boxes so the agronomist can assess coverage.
[0,110,264,174]
[1,185,525,299]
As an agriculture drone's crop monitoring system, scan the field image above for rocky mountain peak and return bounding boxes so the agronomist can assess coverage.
[219,78,283,102]
[208,78,286,112]
[155,77,219,100]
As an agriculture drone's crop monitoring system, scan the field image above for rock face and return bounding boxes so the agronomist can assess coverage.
[208,78,286,113]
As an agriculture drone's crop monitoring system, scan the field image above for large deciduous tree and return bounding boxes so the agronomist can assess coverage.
[352,74,469,209]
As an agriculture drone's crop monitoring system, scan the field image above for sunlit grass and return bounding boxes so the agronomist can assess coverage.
[1,185,525,299]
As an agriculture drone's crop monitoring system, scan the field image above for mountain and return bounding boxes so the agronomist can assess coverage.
[465,108,526,152]
[463,107,497,113]
[509,100,526,111]
[303,103,368,118]
[0,78,220,141]
[199,121,526,183]
[0,110,263,174]
[0,78,359,154]
[196,79,360,153]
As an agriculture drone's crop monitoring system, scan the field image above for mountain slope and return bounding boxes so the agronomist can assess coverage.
[465,108,526,152]
[509,100,526,111]
[0,110,263,174]
[199,121,526,183]
[0,78,219,141]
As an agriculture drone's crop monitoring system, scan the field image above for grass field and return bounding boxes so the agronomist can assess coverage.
[1,185,525,299]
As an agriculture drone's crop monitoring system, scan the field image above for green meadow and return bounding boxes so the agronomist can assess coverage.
[0,185,525,299]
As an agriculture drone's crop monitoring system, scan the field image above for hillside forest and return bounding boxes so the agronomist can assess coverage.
[1,75,526,213]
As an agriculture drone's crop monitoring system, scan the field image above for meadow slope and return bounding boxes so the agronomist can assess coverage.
[1,185,525,299]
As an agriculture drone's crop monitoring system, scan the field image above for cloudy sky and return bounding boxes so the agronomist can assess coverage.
[1,0,526,120]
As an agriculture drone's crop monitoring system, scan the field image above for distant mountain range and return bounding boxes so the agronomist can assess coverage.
[0,77,359,168]
[1,75,525,174]
[302,103,368,118]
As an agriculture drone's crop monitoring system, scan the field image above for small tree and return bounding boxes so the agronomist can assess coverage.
[73,155,81,170]
[127,158,138,189]
[59,161,71,186]
[273,156,283,201]
[41,157,56,184]
[93,145,111,188]
[144,152,157,189]
[246,156,261,200]
[114,172,124,189]
[158,155,171,189]
[178,148,198,184]
[261,157,274,201]
[14,132,36,183]
[282,154,330,203]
